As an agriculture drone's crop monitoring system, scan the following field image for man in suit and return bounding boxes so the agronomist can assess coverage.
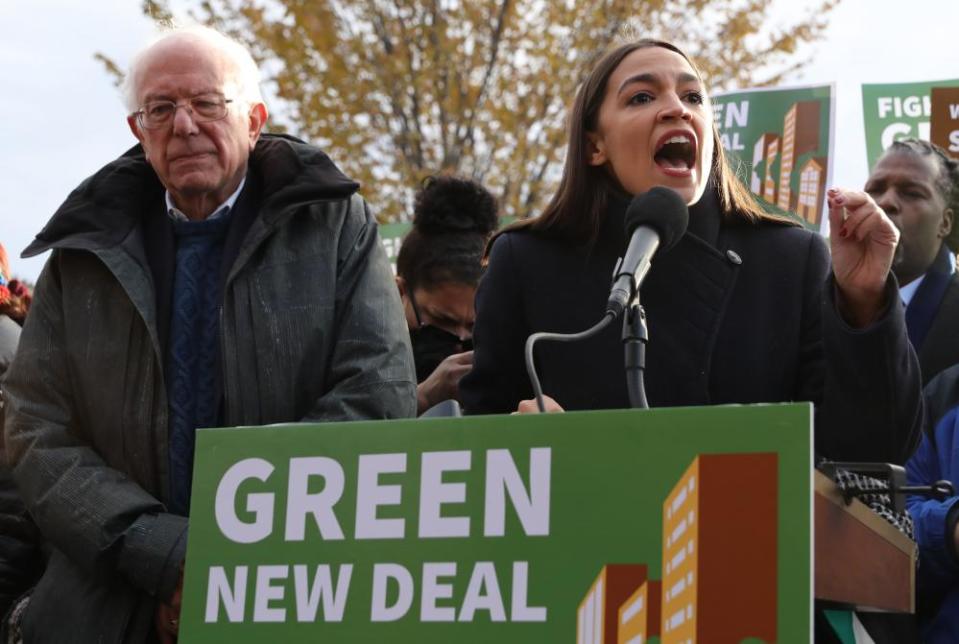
[876,137,959,639]
[865,138,959,384]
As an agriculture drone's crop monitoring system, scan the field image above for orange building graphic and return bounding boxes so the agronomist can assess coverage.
[762,135,781,204]
[750,133,780,204]
[660,453,778,643]
[777,101,822,214]
[616,580,661,644]
[573,453,779,643]
[796,157,827,224]
[577,565,649,644]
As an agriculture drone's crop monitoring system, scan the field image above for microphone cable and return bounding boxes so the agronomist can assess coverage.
[524,311,617,413]
[522,187,688,414]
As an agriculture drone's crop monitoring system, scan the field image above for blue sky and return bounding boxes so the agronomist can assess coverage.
[2,0,957,281]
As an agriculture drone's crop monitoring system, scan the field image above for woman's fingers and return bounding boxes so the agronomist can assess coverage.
[828,188,898,244]
[514,395,564,414]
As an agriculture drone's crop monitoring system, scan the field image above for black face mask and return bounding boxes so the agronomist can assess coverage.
[408,290,472,383]
[409,324,472,383]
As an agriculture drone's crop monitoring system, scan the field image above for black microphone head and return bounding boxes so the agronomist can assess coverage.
[624,187,690,252]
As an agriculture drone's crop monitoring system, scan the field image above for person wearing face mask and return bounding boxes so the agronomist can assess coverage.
[396,175,498,415]
[460,39,921,465]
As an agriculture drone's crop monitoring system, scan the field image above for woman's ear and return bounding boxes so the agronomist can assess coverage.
[395,275,407,298]
[587,132,607,167]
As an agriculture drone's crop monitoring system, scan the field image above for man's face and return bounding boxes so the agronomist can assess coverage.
[865,151,953,286]
[127,37,267,218]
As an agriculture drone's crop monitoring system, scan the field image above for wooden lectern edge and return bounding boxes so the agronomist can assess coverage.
[814,471,917,613]
[814,471,916,556]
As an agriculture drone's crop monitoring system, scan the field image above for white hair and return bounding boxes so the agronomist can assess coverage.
[122,23,264,113]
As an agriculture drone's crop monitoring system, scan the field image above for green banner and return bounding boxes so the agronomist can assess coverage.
[713,85,834,231]
[378,217,514,274]
[377,222,412,272]
[862,78,959,170]
[180,404,812,642]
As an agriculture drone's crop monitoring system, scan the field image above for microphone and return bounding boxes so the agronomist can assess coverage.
[606,187,689,317]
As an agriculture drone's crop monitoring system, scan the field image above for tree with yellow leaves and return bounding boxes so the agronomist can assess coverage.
[117,0,837,221]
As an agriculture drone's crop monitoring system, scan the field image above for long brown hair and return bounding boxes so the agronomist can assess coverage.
[494,39,786,247]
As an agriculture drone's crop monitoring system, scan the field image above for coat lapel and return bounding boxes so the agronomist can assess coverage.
[643,230,739,406]
[906,243,955,350]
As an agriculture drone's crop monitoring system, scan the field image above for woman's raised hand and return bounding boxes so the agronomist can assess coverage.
[826,187,900,328]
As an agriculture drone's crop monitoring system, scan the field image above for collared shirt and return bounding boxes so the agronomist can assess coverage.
[164,177,246,222]
[900,274,926,308]
[901,257,956,307]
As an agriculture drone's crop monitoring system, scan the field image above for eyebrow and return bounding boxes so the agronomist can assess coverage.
[425,308,467,325]
[898,181,932,193]
[142,89,223,103]
[617,72,700,95]
[866,176,932,192]
[422,303,472,325]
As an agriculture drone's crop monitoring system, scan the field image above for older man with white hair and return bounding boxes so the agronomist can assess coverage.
[2,25,415,642]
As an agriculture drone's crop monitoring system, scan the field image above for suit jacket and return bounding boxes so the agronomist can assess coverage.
[460,190,921,464]
[908,244,959,385]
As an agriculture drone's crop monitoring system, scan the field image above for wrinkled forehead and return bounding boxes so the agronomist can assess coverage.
[134,36,235,101]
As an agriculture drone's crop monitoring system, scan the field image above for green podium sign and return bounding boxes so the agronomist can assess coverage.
[181,403,812,643]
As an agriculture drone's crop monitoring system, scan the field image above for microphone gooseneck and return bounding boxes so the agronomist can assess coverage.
[606,187,689,317]
[523,187,690,412]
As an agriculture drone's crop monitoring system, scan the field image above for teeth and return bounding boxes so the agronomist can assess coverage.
[665,135,691,145]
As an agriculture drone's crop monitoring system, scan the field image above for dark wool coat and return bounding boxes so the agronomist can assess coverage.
[3,135,416,642]
[460,190,922,465]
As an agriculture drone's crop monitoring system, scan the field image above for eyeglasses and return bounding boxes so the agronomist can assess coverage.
[132,94,234,130]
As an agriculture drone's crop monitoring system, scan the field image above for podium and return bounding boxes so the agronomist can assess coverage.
[181,404,814,642]
[814,470,916,612]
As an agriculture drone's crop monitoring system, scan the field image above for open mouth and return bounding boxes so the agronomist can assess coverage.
[654,132,696,173]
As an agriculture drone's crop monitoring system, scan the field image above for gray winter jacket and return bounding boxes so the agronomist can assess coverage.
[2,135,416,642]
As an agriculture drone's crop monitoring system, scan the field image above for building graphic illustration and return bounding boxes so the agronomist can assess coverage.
[617,580,661,644]
[660,453,778,642]
[750,133,780,204]
[576,453,778,644]
[776,101,822,218]
[576,565,649,644]
[796,157,827,224]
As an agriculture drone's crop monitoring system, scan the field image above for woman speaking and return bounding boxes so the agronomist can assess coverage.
[459,39,920,464]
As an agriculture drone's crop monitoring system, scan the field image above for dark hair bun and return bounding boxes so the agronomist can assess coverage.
[412,175,498,236]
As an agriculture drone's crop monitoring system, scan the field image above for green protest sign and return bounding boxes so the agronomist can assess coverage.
[862,78,959,170]
[180,404,812,643]
[378,217,513,274]
[931,87,959,157]
[377,222,412,272]
[713,85,834,231]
